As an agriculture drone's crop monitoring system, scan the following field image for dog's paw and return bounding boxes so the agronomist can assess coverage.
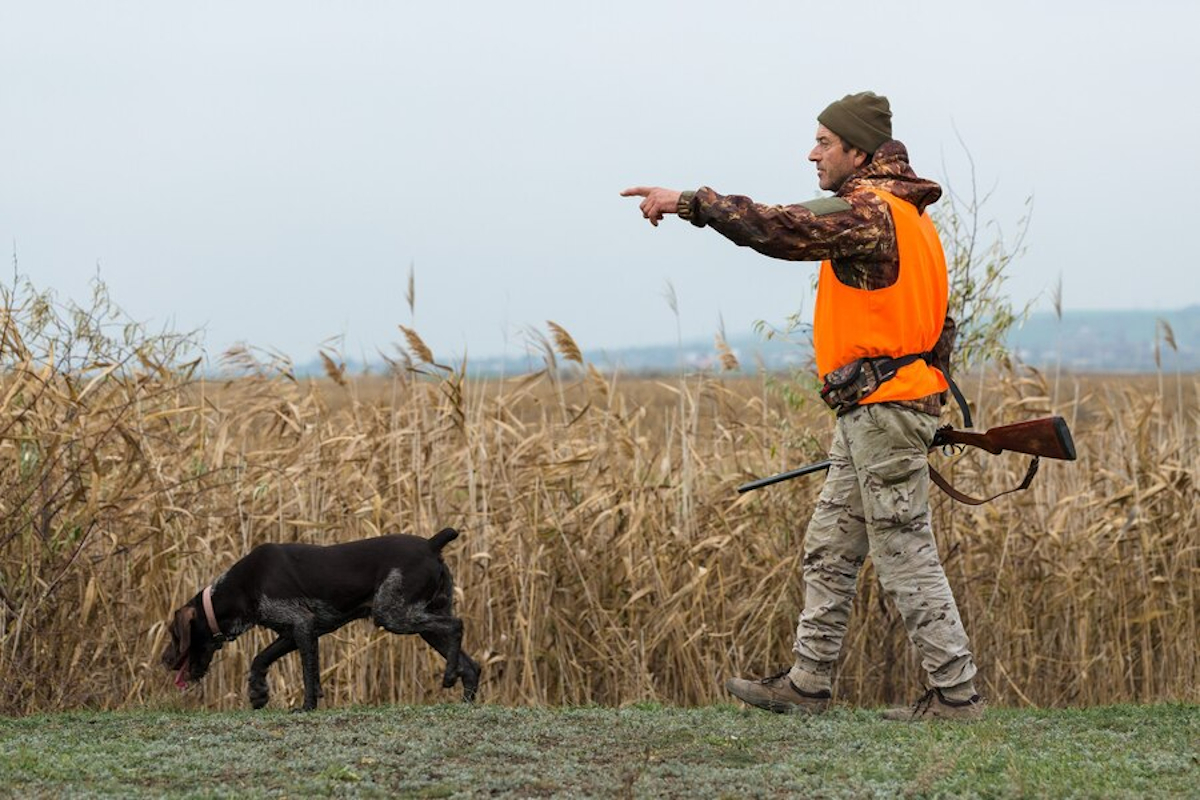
[248,675,270,709]
[461,662,481,703]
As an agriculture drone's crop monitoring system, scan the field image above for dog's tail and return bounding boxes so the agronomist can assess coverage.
[429,527,460,553]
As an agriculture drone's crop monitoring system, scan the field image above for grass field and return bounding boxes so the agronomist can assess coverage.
[1,703,1196,798]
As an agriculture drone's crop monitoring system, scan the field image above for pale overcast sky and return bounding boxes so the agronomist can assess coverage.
[3,1,1197,364]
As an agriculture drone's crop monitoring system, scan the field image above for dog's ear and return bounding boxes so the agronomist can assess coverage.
[171,605,196,658]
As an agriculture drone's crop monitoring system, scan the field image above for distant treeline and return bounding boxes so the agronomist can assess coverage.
[299,306,1198,377]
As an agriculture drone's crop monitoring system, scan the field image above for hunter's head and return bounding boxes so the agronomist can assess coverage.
[809,91,892,191]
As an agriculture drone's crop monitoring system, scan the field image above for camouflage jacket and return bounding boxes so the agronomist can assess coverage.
[680,140,954,416]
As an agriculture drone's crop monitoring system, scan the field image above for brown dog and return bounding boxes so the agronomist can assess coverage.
[161,529,479,711]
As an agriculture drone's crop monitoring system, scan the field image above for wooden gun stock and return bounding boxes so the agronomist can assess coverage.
[932,416,1076,461]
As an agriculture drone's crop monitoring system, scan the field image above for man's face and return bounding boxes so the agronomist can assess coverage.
[808,125,865,191]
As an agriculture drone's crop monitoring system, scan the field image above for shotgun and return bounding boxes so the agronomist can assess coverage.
[737,415,1076,495]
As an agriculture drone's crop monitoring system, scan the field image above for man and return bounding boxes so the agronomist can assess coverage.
[621,91,983,721]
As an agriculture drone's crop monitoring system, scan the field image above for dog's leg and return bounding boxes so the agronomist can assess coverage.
[419,620,481,703]
[416,620,462,688]
[375,608,475,701]
[258,597,324,711]
[248,635,296,710]
[292,620,322,712]
[372,569,479,702]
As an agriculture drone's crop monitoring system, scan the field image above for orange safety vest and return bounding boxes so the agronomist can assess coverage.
[813,188,948,405]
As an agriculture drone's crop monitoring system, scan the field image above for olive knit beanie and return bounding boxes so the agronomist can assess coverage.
[817,91,892,154]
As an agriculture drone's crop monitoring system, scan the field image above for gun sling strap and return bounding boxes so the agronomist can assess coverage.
[929,456,1040,506]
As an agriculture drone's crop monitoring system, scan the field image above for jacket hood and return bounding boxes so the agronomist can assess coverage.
[837,140,942,214]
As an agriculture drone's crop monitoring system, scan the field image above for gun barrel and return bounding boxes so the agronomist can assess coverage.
[737,460,832,493]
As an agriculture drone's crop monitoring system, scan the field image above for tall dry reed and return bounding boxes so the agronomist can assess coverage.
[1,281,1196,714]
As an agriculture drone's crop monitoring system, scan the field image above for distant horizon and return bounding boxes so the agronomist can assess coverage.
[182,298,1200,364]
[206,302,1198,362]
[244,304,1195,376]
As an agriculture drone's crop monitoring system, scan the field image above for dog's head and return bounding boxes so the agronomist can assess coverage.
[161,596,223,688]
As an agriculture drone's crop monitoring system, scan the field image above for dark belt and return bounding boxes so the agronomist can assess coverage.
[820,352,973,428]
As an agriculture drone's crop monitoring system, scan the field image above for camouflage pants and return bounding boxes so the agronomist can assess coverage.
[791,402,976,690]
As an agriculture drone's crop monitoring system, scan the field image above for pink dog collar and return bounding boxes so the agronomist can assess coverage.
[202,585,223,639]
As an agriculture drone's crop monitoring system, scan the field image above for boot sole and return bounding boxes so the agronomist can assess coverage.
[726,684,828,715]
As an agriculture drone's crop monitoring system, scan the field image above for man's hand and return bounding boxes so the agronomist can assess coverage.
[620,186,683,227]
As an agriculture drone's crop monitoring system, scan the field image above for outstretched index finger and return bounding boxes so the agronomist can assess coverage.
[620,186,652,197]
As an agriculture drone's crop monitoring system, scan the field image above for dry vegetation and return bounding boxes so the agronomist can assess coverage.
[1,282,1196,716]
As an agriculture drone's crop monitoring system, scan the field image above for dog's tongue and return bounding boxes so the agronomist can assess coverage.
[174,653,189,690]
